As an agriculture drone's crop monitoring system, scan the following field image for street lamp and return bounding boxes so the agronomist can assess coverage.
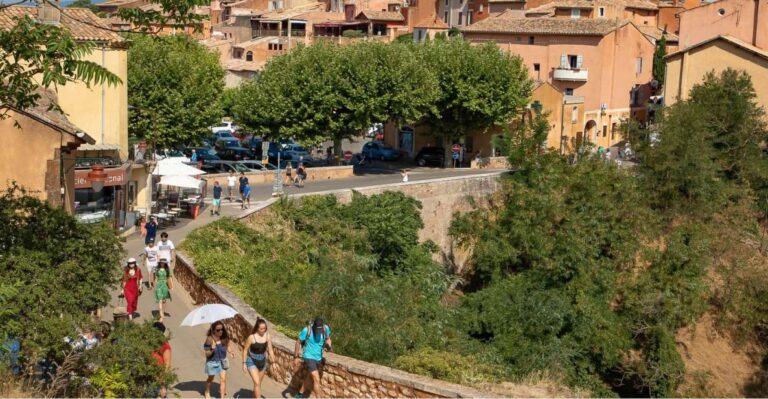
[87,164,108,193]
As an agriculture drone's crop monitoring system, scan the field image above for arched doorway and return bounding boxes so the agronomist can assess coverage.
[584,120,597,143]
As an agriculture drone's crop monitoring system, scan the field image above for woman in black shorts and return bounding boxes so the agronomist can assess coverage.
[241,318,276,398]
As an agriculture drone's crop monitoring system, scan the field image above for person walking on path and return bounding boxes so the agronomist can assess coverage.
[152,322,172,399]
[226,171,237,202]
[295,163,307,188]
[242,318,276,399]
[122,258,142,321]
[157,232,175,270]
[143,216,158,245]
[191,149,198,162]
[143,238,159,289]
[203,321,235,399]
[211,181,223,216]
[284,162,293,186]
[238,172,248,203]
[154,259,173,322]
[292,318,332,398]
[241,182,251,210]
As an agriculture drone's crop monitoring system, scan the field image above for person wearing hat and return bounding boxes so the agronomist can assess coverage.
[154,258,173,323]
[122,258,143,320]
[292,317,332,398]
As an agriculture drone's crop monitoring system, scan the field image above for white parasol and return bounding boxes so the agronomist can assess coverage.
[181,304,239,326]
[153,159,205,176]
[159,175,205,189]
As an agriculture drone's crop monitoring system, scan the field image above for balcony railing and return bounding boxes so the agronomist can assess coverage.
[254,29,307,37]
[553,67,588,81]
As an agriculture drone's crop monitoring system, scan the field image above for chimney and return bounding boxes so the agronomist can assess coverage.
[37,0,61,25]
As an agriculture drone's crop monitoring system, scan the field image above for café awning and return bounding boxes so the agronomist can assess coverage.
[153,159,206,176]
[159,175,205,189]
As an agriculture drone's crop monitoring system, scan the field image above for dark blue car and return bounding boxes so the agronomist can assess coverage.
[362,141,400,161]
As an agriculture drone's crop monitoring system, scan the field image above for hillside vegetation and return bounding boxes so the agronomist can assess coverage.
[182,69,768,396]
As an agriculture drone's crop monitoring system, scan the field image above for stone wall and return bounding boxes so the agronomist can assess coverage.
[471,156,510,170]
[174,174,509,398]
[290,172,505,274]
[204,165,354,187]
[174,253,496,398]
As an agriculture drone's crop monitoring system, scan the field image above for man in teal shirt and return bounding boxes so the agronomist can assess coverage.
[293,318,332,398]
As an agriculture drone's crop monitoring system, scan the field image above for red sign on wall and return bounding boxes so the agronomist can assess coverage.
[74,165,129,189]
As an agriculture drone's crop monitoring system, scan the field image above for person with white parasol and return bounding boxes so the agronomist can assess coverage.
[181,304,238,399]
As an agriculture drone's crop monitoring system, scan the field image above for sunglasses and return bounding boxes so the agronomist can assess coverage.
[215,328,224,332]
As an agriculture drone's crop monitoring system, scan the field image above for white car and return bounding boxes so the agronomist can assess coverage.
[211,121,238,134]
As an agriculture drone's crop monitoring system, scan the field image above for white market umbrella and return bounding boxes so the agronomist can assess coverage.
[159,175,204,189]
[181,304,239,326]
[153,159,205,176]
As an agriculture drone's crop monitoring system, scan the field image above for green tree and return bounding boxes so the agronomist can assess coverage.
[0,185,123,357]
[234,42,437,155]
[652,35,667,88]
[0,14,121,119]
[128,34,225,148]
[418,38,532,159]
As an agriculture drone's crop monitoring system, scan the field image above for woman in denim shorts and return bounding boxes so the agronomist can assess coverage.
[241,318,276,399]
[203,321,234,399]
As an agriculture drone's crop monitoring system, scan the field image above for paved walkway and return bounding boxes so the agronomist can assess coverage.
[105,167,502,398]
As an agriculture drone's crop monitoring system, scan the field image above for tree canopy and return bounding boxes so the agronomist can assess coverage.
[233,38,531,153]
[128,34,225,148]
[234,41,439,152]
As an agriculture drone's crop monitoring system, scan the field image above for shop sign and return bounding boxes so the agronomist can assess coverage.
[75,165,128,189]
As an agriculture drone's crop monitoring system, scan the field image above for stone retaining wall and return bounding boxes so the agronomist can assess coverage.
[174,174,508,398]
[174,253,496,398]
[204,165,354,187]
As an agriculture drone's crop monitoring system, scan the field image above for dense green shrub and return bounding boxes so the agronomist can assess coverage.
[183,192,453,365]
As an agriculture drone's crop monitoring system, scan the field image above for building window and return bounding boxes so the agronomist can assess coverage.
[635,57,643,73]
[571,106,578,123]
[528,36,535,44]
[246,51,253,61]
[602,125,608,137]
[611,122,617,140]
[630,85,640,106]
[458,11,463,25]
[598,6,605,16]
[565,88,574,96]
[445,0,448,5]
[444,11,449,24]
[571,8,580,18]
[533,63,540,72]
[564,54,584,69]
[467,10,473,24]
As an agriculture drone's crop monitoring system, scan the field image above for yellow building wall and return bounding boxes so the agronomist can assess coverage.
[56,46,129,160]
[664,40,768,111]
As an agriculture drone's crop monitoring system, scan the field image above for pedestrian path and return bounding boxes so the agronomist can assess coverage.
[105,168,501,398]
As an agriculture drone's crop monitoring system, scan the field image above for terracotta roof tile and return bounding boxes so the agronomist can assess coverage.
[462,13,628,35]
[257,3,325,20]
[414,16,449,28]
[0,6,124,43]
[356,10,405,21]
[525,0,656,15]
[636,25,679,41]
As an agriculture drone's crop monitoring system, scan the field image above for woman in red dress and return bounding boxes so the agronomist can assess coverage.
[122,258,142,320]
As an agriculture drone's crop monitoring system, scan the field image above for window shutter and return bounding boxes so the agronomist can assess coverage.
[576,55,583,69]
[560,54,568,69]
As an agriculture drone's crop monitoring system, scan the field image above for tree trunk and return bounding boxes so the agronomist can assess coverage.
[333,138,343,166]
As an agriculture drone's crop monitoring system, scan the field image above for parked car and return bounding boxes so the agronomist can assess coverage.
[183,147,220,162]
[154,148,186,160]
[414,147,445,167]
[362,141,400,161]
[211,121,239,134]
[200,160,250,174]
[267,142,315,166]
[217,147,255,161]
[212,130,241,148]
[237,160,278,172]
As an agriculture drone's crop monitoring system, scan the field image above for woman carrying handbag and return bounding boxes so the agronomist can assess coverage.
[203,321,234,399]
